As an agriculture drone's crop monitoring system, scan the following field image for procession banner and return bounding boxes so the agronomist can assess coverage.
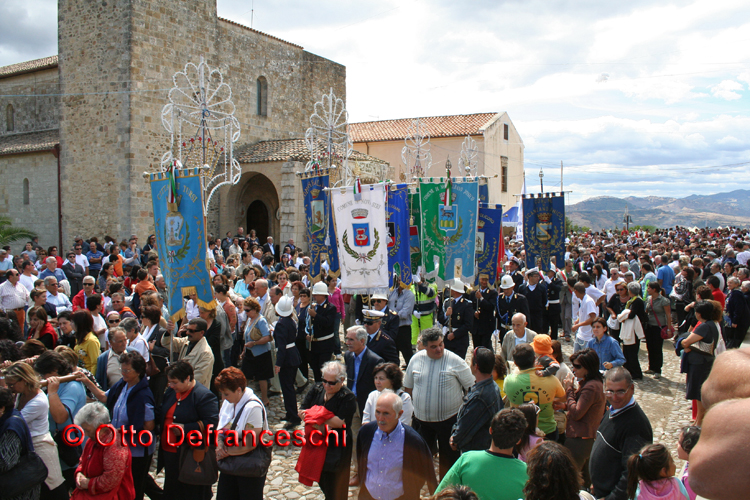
[148,166,214,322]
[419,178,479,287]
[476,203,503,285]
[478,179,489,204]
[522,194,565,271]
[387,184,412,289]
[332,183,389,294]
[408,191,422,277]
[301,170,339,283]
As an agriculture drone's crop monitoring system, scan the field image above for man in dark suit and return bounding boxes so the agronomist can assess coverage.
[262,236,279,261]
[357,391,438,500]
[307,281,339,382]
[495,275,530,336]
[470,273,498,349]
[62,250,85,297]
[344,326,384,414]
[508,257,525,290]
[362,310,399,364]
[438,279,474,359]
[367,293,399,339]
[518,268,547,334]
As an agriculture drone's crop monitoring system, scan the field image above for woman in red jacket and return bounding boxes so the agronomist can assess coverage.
[563,348,606,490]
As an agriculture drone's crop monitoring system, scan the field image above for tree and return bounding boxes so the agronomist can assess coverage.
[0,217,37,247]
[565,217,590,234]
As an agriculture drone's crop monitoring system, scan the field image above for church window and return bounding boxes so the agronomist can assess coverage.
[256,76,268,117]
[6,104,13,132]
[23,178,29,205]
[501,156,508,193]
[503,123,509,141]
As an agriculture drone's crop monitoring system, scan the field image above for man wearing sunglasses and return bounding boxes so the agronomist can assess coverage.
[72,276,97,311]
[161,318,215,388]
[62,251,85,296]
[361,309,399,365]
[589,367,652,500]
[367,292,399,341]
[0,267,30,329]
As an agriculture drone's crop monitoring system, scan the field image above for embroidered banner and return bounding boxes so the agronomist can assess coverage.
[522,194,565,271]
[148,167,214,322]
[386,184,412,289]
[419,178,479,287]
[478,179,489,204]
[475,203,504,285]
[301,171,339,283]
[408,191,422,278]
[332,183,389,294]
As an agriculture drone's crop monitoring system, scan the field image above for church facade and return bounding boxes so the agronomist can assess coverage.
[0,0,347,249]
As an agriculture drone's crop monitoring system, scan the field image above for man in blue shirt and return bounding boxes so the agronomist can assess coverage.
[86,241,104,281]
[656,253,675,296]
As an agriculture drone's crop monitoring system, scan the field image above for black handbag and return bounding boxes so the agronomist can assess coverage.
[217,399,272,477]
[53,406,82,467]
[0,418,49,497]
[178,420,219,485]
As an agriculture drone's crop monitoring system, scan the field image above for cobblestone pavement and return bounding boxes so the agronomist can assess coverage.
[151,334,691,499]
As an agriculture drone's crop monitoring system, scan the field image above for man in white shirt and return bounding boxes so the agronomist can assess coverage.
[603,268,624,302]
[735,241,750,266]
[45,276,73,315]
[72,243,90,274]
[19,261,36,292]
[0,269,30,329]
[571,282,597,353]
[580,273,605,307]
[404,327,474,479]
[251,250,263,267]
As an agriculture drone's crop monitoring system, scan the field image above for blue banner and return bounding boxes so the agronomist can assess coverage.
[522,194,565,271]
[478,181,489,204]
[387,184,412,289]
[149,168,214,321]
[301,171,339,282]
[408,191,422,277]
[476,203,503,285]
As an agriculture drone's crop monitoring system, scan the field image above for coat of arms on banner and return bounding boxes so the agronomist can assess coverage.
[311,189,325,233]
[536,212,552,242]
[353,223,370,246]
[387,222,396,249]
[476,219,485,254]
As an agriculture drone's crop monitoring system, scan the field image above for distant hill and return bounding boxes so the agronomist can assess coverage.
[567,189,750,230]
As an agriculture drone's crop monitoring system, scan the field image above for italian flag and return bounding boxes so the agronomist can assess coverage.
[444,177,452,206]
[168,161,178,203]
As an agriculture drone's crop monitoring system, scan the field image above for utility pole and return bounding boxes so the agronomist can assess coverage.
[623,204,633,232]
[539,166,544,193]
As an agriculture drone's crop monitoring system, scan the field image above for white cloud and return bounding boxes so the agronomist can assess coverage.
[711,80,743,100]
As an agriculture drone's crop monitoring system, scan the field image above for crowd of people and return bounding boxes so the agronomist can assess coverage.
[0,224,748,500]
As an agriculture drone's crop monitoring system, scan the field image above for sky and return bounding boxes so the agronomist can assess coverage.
[2,0,749,204]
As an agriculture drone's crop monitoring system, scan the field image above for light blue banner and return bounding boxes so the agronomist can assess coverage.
[149,168,214,321]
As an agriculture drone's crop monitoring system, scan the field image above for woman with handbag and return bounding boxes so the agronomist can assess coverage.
[644,282,673,380]
[69,402,134,500]
[215,367,270,500]
[605,282,630,342]
[618,282,646,380]
[5,362,65,500]
[240,298,273,406]
[680,301,720,426]
[0,386,48,500]
[75,352,161,500]
[158,360,219,500]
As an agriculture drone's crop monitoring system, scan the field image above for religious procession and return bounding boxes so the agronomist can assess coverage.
[0,2,748,500]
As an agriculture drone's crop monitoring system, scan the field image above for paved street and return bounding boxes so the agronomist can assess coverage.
[152,336,690,499]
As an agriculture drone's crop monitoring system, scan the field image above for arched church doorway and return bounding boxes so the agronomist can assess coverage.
[247,200,269,242]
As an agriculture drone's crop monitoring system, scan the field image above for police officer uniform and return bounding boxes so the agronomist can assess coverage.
[369,292,400,340]
[518,269,547,334]
[470,273,497,350]
[495,275,530,335]
[438,280,474,360]
[362,309,399,365]
[308,281,338,382]
[545,272,563,339]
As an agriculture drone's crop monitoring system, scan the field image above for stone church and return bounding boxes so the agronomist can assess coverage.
[0,0,384,250]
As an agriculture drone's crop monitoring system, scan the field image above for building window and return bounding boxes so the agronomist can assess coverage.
[23,178,29,205]
[501,156,508,193]
[256,76,268,116]
[503,123,509,141]
[6,104,13,132]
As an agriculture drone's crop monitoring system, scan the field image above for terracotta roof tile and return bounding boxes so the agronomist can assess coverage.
[348,113,498,143]
[0,130,59,156]
[218,18,303,49]
[235,138,387,164]
[0,55,58,80]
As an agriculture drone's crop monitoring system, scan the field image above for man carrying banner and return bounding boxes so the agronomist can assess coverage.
[470,273,497,350]
[518,268,547,334]
[495,275,530,338]
[306,281,338,382]
[367,293,399,341]
[439,280,473,360]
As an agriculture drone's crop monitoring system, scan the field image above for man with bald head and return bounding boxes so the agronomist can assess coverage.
[356,390,437,500]
[39,256,66,283]
[689,348,750,500]
[500,313,536,369]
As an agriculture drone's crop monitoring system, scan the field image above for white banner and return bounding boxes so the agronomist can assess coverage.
[332,183,389,294]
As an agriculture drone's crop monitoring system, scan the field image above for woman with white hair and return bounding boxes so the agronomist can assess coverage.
[70,402,135,499]
[297,361,356,500]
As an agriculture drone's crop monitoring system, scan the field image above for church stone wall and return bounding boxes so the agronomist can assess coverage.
[0,152,60,250]
[0,69,60,136]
